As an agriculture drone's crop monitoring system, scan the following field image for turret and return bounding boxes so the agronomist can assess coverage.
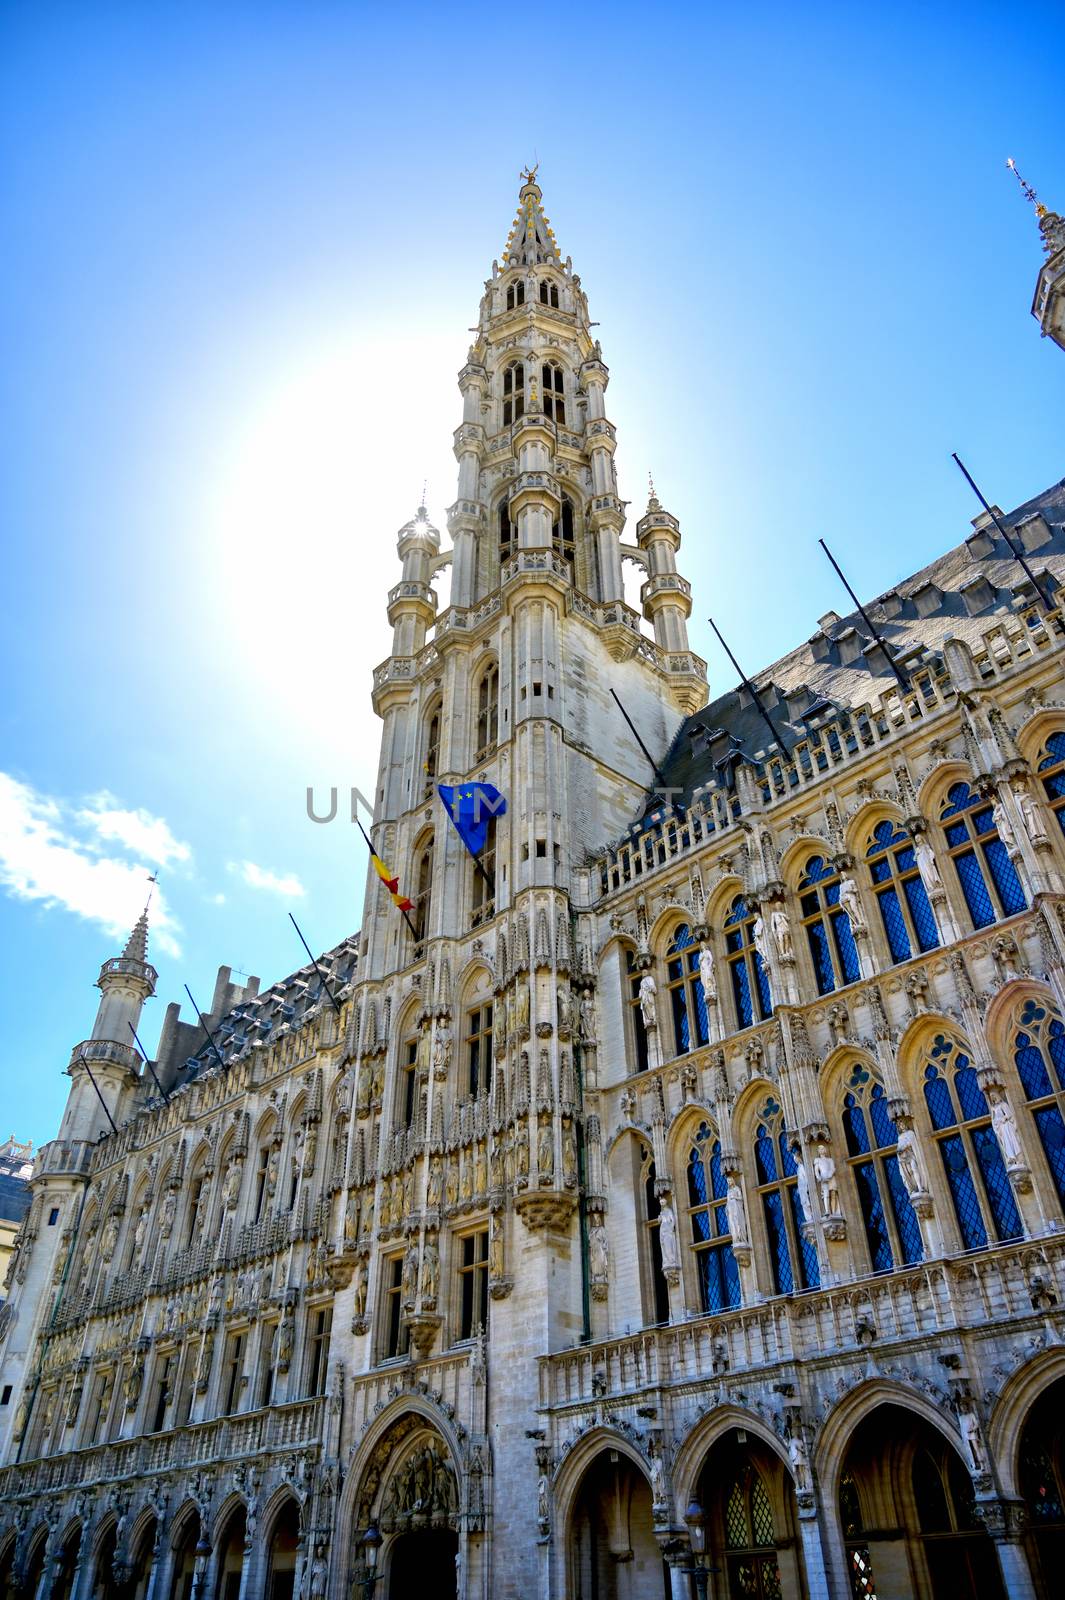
[55,904,157,1145]
[1008,158,1065,353]
[388,503,440,657]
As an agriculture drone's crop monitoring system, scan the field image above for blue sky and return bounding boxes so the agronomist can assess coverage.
[1,1,1062,1146]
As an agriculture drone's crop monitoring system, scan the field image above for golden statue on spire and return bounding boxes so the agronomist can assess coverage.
[519,163,540,187]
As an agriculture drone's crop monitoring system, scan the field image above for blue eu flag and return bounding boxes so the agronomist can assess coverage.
[436,783,507,857]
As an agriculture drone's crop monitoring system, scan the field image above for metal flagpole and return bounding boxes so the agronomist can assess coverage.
[609,688,669,792]
[351,812,420,941]
[288,913,342,1016]
[951,453,1054,612]
[817,538,909,690]
[80,1058,119,1134]
[184,984,227,1072]
[128,1023,170,1102]
[707,617,789,755]
[437,789,497,896]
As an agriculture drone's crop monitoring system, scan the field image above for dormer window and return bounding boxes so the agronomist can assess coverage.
[539,280,559,308]
[542,363,565,424]
[505,280,525,311]
[503,362,525,425]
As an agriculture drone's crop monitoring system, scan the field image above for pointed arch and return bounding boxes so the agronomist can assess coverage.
[671,1404,792,1516]
[813,1376,964,1498]
[987,1346,1065,1499]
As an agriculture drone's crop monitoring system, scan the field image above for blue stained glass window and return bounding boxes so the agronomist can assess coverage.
[833,909,861,984]
[866,819,938,962]
[790,1188,820,1286]
[1038,732,1065,833]
[806,919,834,994]
[869,1083,895,1148]
[725,896,771,1028]
[941,781,1027,928]
[939,1132,988,1249]
[1012,1003,1065,1206]
[883,1154,923,1263]
[755,1123,778,1184]
[843,1094,871,1157]
[666,924,709,1058]
[854,1162,894,1270]
[971,1125,1022,1240]
[924,1066,956,1130]
[1034,1105,1065,1202]
[954,1056,988,1121]
[687,1126,739,1311]
[799,855,860,994]
[762,1189,794,1294]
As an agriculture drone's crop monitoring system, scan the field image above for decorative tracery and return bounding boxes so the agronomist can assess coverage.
[939,782,1026,929]
[922,1033,1022,1249]
[841,1064,923,1270]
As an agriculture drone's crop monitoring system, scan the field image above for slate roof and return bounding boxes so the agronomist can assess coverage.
[646,478,1065,815]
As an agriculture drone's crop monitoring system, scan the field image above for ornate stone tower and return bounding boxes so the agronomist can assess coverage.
[1008,158,1065,352]
[350,170,706,1589]
[0,906,156,1460]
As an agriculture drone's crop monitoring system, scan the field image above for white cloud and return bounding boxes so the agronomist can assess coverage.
[0,771,185,957]
[229,859,305,899]
[77,793,192,868]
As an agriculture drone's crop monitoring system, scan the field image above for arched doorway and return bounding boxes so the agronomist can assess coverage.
[264,1498,300,1600]
[213,1504,247,1600]
[387,1530,457,1599]
[128,1518,158,1600]
[569,1449,667,1600]
[1018,1374,1065,1598]
[95,1522,122,1600]
[353,1415,462,1600]
[0,1537,15,1600]
[22,1530,48,1600]
[50,1526,82,1600]
[691,1429,802,1599]
[169,1510,201,1600]
[839,1402,1005,1599]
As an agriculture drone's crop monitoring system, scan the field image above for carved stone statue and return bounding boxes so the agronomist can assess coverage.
[562,1122,577,1185]
[308,1545,328,1600]
[445,1161,459,1207]
[401,1245,418,1304]
[895,1125,927,1197]
[124,1350,145,1410]
[788,1432,811,1493]
[537,1473,550,1531]
[132,1207,149,1263]
[992,797,1015,849]
[196,1327,215,1389]
[698,946,717,1005]
[516,981,530,1031]
[221,1163,241,1212]
[814,1145,841,1216]
[649,1450,666,1511]
[794,1152,814,1222]
[490,1222,505,1280]
[838,875,865,930]
[343,1190,359,1245]
[658,1202,679,1269]
[959,1405,987,1473]
[913,834,943,893]
[557,985,572,1033]
[420,1240,439,1304]
[277,1312,294,1371]
[1016,784,1049,844]
[725,1177,749,1247]
[516,1124,529,1179]
[160,1188,177,1239]
[100,1213,119,1264]
[639,973,658,1029]
[579,992,596,1041]
[589,1221,609,1281]
[989,1089,1025,1168]
[537,1122,554,1182]
[432,1028,451,1074]
[353,1264,367,1320]
[427,1158,443,1208]
[770,906,794,961]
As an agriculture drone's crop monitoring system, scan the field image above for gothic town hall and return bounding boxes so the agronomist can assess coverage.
[2,173,1065,1600]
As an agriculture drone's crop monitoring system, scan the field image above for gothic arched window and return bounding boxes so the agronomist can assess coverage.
[1038,732,1065,833]
[624,947,649,1073]
[940,782,1026,929]
[724,1466,780,1597]
[753,1097,819,1294]
[841,1064,923,1270]
[551,495,575,570]
[640,1145,671,1325]
[665,923,709,1056]
[1011,996,1065,1206]
[542,362,565,424]
[505,280,525,311]
[471,818,496,928]
[498,500,513,562]
[866,820,939,963]
[412,835,434,947]
[839,1470,877,1600]
[538,279,559,308]
[502,361,525,425]
[798,854,860,995]
[423,704,441,791]
[474,663,499,759]
[686,1122,740,1313]
[724,895,772,1029]
[922,1033,1022,1249]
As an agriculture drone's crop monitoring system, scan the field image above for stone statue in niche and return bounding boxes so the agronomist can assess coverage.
[658,1202,679,1269]
[1015,783,1049,843]
[838,875,865,930]
[769,906,794,961]
[725,1177,749,1247]
[793,1150,814,1223]
[698,946,717,1005]
[913,834,943,892]
[639,974,657,1029]
[814,1145,841,1216]
[989,1087,1025,1168]
[895,1124,928,1198]
[589,1220,609,1282]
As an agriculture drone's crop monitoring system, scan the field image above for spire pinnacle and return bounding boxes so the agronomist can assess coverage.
[122,901,151,965]
[647,472,661,512]
[1007,157,1047,220]
[502,168,562,269]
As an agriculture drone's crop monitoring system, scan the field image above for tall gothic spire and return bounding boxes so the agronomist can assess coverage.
[502,167,563,268]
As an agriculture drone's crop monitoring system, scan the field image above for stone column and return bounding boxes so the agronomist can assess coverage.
[978,1499,1038,1600]
[795,1512,831,1600]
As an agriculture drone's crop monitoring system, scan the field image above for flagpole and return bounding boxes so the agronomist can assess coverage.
[351,812,420,941]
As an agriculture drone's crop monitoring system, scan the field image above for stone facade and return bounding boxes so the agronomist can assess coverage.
[1,174,1064,1600]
